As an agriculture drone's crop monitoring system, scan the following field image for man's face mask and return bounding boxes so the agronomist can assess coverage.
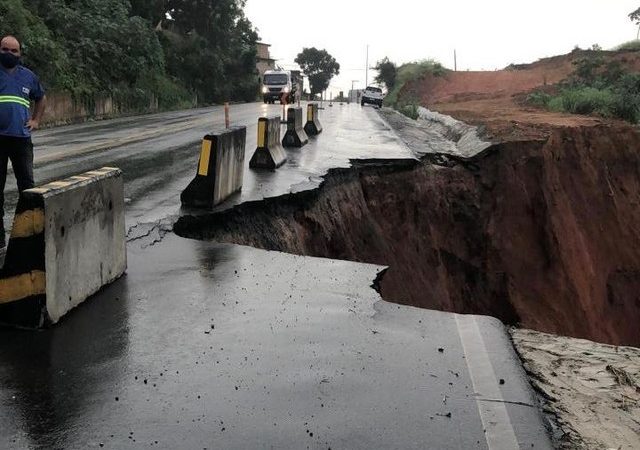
[0,51,20,69]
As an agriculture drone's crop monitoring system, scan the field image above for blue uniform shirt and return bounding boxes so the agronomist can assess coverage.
[0,65,45,138]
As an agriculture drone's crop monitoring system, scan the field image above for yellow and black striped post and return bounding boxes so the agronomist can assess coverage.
[0,192,46,327]
[282,107,309,148]
[181,126,247,208]
[249,116,287,170]
[304,103,323,136]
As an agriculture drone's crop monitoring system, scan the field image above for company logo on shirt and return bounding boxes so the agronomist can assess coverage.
[22,87,30,95]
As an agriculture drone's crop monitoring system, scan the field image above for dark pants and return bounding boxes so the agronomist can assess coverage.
[0,136,35,231]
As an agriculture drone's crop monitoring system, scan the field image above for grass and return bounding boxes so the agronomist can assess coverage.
[385,59,448,108]
[526,55,640,124]
[399,103,419,120]
[529,85,640,123]
[613,40,640,51]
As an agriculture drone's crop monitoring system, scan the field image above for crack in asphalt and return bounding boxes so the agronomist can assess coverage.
[126,218,176,248]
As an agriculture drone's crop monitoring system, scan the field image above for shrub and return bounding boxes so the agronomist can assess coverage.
[399,103,419,120]
[609,93,640,122]
[548,96,565,112]
[526,90,552,107]
[613,40,640,51]
[560,87,614,116]
[530,52,640,123]
[610,73,640,122]
[385,59,448,107]
[145,74,194,110]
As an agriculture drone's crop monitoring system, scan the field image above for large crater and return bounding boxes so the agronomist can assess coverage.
[175,116,640,347]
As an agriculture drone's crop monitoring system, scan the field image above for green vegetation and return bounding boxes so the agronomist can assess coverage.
[381,59,448,119]
[399,103,419,120]
[630,7,640,39]
[526,54,640,123]
[526,90,553,108]
[613,40,640,51]
[0,0,259,112]
[294,48,340,96]
[373,57,397,91]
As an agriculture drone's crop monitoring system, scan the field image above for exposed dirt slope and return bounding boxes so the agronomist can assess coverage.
[406,49,640,142]
[412,50,640,104]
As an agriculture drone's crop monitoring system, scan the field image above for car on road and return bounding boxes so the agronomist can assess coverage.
[361,86,384,108]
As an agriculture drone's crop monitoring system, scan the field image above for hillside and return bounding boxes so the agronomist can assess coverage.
[404,49,640,140]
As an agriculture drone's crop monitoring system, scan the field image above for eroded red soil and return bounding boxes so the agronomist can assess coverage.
[407,49,640,141]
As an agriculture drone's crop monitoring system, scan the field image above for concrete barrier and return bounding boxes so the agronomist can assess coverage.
[0,167,126,328]
[249,116,287,170]
[282,107,309,148]
[304,103,323,136]
[181,126,246,208]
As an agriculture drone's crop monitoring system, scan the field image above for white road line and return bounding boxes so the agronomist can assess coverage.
[455,314,521,450]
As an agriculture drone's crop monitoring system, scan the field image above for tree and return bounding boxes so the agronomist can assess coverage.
[295,47,340,96]
[1,0,260,108]
[629,7,640,39]
[374,57,397,91]
[41,0,165,95]
[0,0,71,89]
[158,0,258,102]
[130,0,170,28]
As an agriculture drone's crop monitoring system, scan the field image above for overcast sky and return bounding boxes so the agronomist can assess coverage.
[245,0,640,97]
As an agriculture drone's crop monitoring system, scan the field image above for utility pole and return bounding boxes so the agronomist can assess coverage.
[365,44,369,87]
[454,49,457,72]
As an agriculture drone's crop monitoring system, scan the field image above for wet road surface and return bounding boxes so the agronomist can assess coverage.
[0,103,552,448]
[2,102,414,235]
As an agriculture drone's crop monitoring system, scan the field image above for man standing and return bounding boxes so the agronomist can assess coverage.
[0,35,46,248]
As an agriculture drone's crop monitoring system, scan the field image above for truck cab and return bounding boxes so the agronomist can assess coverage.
[262,70,298,104]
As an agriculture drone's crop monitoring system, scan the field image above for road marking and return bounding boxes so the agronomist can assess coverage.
[455,314,521,450]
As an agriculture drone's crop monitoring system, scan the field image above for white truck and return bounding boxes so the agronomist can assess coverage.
[262,70,302,104]
[361,86,384,108]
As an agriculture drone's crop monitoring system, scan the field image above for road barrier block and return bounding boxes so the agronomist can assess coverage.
[282,107,309,148]
[0,167,126,328]
[181,126,246,208]
[249,116,287,169]
[304,103,323,136]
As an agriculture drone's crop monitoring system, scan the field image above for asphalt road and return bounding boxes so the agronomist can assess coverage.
[3,103,269,231]
[3,101,415,231]
[0,103,553,449]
